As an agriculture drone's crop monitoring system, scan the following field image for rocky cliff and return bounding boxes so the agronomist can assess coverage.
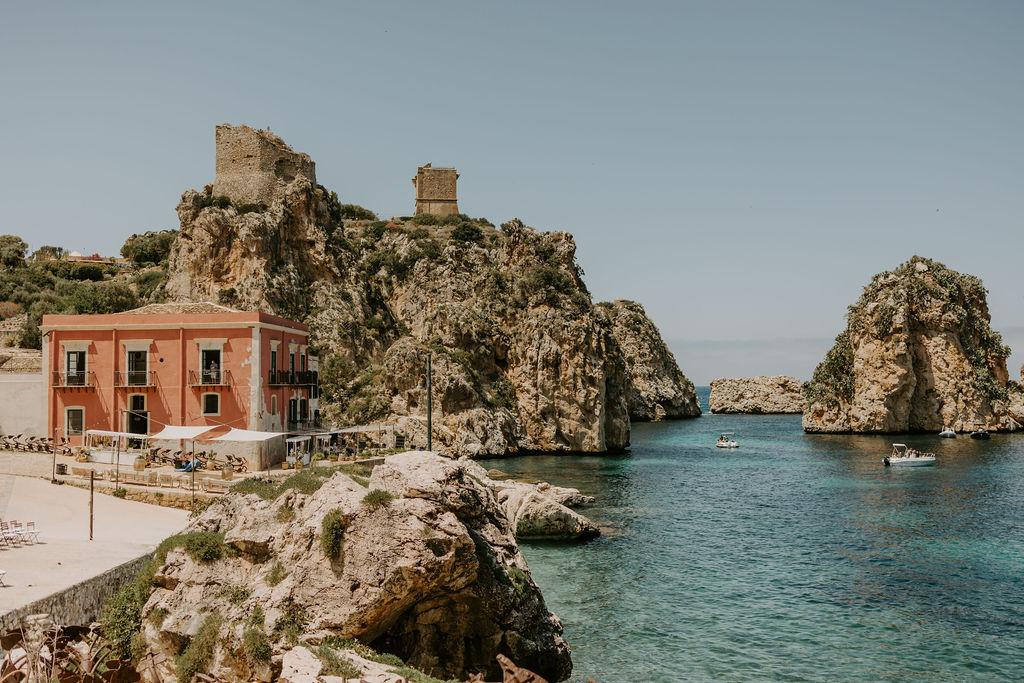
[165,125,697,455]
[802,256,1016,433]
[597,299,700,420]
[139,453,572,682]
[709,376,803,414]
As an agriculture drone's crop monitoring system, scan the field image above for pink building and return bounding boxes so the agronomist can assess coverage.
[41,303,319,455]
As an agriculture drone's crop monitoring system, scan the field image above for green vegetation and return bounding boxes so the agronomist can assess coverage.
[337,203,377,221]
[242,626,272,664]
[249,604,265,627]
[121,230,177,266]
[265,561,287,587]
[234,202,267,215]
[451,223,483,243]
[317,637,458,683]
[175,611,223,683]
[217,584,251,605]
[271,598,309,646]
[486,377,517,409]
[803,330,855,406]
[112,487,127,499]
[231,463,367,501]
[321,508,347,560]
[102,584,144,658]
[362,488,395,511]
[316,642,364,678]
[275,504,296,522]
[147,607,169,627]
[196,194,232,210]
[0,235,28,268]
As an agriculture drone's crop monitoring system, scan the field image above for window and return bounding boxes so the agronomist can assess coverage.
[66,350,86,386]
[202,393,220,416]
[289,352,296,377]
[271,395,277,415]
[288,398,297,424]
[301,353,306,372]
[66,407,84,435]
[270,349,278,381]
[127,350,148,385]
[299,398,308,421]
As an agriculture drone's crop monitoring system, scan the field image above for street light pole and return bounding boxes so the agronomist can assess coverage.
[51,426,62,484]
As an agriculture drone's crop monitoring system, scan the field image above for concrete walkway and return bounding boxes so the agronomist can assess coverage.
[0,474,188,615]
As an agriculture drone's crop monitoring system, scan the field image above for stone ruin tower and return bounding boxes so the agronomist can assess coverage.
[213,124,316,205]
[411,163,459,216]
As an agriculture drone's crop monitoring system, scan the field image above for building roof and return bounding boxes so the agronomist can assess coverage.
[116,302,241,315]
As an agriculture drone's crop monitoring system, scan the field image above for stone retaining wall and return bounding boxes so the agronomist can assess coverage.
[59,476,218,510]
[0,553,152,632]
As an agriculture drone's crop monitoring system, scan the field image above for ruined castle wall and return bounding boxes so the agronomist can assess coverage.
[213,124,316,205]
[413,166,459,216]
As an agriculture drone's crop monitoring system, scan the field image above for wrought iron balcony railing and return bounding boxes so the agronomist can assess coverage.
[187,368,233,387]
[52,371,96,388]
[114,370,156,388]
[269,370,318,386]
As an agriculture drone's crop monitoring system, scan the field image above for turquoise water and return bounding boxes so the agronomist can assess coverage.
[480,389,1024,681]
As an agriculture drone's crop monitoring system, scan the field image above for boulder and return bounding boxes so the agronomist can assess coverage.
[140,452,572,682]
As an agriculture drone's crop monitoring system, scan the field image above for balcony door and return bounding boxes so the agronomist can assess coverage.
[127,350,148,386]
[66,350,86,386]
[201,349,222,385]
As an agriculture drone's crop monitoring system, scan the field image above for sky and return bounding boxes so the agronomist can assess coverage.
[2,1,1021,384]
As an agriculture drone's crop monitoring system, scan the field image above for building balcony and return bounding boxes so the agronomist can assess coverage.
[52,371,97,389]
[114,370,157,389]
[287,417,321,432]
[269,369,318,386]
[187,369,233,389]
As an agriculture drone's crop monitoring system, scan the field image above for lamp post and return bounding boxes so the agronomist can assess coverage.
[416,352,433,452]
[50,426,62,484]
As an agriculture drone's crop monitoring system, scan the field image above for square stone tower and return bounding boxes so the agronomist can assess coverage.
[411,163,459,216]
[213,124,316,205]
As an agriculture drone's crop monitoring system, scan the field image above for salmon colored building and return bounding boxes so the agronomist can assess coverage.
[40,303,319,453]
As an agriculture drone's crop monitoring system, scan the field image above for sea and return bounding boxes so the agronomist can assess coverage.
[479,387,1024,682]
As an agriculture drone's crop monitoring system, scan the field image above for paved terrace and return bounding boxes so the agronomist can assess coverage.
[0,468,188,616]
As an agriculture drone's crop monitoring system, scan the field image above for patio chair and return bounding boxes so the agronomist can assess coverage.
[25,522,39,542]
[11,521,37,544]
[0,570,6,586]
[0,522,23,546]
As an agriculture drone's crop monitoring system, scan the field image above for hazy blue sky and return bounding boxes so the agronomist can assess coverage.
[2,1,1021,383]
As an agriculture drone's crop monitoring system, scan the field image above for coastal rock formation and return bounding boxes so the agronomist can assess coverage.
[163,124,701,455]
[598,299,701,420]
[140,452,572,682]
[802,256,1016,433]
[709,376,803,414]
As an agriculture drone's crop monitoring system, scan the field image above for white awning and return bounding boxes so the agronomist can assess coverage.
[286,436,311,443]
[208,428,284,443]
[85,429,148,440]
[150,425,217,441]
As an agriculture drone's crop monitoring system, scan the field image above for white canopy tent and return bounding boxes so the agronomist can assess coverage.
[84,429,149,465]
[207,428,287,471]
[150,425,217,441]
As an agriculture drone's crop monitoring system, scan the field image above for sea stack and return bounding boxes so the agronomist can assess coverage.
[597,299,701,420]
[709,376,803,414]
[802,256,1016,433]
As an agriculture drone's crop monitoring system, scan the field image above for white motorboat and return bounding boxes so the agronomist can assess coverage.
[716,432,739,449]
[884,443,936,467]
[939,426,956,438]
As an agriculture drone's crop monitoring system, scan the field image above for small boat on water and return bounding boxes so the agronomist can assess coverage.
[939,426,956,438]
[970,428,991,440]
[884,443,936,467]
[716,432,739,449]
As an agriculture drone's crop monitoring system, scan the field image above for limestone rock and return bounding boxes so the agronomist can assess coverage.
[803,256,1016,433]
[165,126,647,456]
[140,453,572,682]
[597,299,700,420]
[709,376,803,414]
